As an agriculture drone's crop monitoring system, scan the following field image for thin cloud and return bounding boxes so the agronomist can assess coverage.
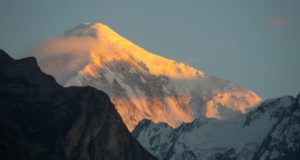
[268,16,291,26]
[26,37,100,59]
[22,36,102,84]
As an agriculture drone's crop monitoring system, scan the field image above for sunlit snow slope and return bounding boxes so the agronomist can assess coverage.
[33,23,261,131]
[133,94,300,160]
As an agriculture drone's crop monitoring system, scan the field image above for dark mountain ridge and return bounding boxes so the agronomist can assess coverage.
[0,49,157,160]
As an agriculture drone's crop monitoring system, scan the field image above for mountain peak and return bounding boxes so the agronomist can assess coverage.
[34,23,261,131]
[61,22,207,80]
[64,22,124,41]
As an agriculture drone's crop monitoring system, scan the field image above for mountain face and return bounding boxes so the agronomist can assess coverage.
[0,49,157,160]
[33,23,262,131]
[133,94,300,160]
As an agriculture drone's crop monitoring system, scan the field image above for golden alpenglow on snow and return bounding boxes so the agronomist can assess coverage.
[30,23,262,131]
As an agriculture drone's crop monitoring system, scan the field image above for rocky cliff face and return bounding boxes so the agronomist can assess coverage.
[133,94,300,160]
[0,49,157,160]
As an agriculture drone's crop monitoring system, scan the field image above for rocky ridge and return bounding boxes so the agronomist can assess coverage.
[133,94,300,160]
[0,49,157,160]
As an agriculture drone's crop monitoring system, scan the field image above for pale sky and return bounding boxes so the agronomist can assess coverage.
[0,0,299,99]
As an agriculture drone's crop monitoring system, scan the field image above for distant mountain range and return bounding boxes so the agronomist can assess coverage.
[32,23,261,131]
[133,94,300,160]
[0,49,157,160]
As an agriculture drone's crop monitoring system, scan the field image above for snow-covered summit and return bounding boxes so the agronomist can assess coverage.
[32,22,261,131]
[65,23,132,42]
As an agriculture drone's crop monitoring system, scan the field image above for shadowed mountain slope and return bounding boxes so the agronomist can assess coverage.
[0,49,157,160]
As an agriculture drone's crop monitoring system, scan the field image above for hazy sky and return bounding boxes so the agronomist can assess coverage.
[0,0,299,99]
